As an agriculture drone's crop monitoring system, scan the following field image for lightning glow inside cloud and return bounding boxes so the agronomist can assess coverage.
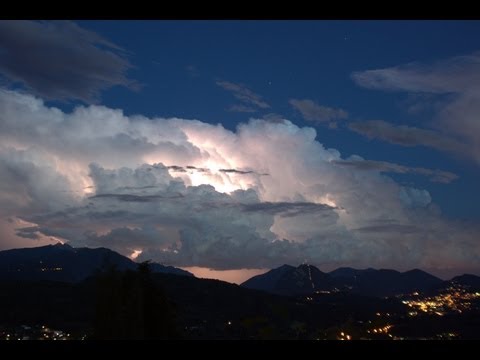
[0,89,478,278]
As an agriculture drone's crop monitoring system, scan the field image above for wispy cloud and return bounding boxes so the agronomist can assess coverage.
[289,99,348,125]
[228,104,257,113]
[89,193,183,202]
[185,64,199,77]
[262,113,286,124]
[333,157,458,184]
[242,201,336,217]
[353,223,421,234]
[348,120,467,156]
[351,52,480,164]
[216,80,270,111]
[351,52,480,94]
[0,20,137,103]
[156,164,267,176]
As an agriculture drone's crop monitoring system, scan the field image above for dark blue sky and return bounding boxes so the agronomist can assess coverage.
[66,20,480,219]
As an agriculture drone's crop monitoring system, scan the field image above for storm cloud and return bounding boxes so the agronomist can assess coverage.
[0,89,478,275]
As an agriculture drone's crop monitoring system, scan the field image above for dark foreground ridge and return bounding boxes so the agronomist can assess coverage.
[0,245,479,340]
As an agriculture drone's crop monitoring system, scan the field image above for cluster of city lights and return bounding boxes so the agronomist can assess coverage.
[402,286,480,316]
[0,325,73,340]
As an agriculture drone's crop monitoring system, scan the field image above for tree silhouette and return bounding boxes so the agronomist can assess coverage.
[92,261,177,339]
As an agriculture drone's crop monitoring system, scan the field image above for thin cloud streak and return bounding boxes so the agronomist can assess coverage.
[289,98,348,124]
[333,157,458,184]
[216,80,270,111]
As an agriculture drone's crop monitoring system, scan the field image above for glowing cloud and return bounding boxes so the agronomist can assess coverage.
[0,89,478,277]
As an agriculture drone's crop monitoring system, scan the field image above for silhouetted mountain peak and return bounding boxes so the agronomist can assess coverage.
[149,263,194,277]
[403,268,440,280]
[241,264,294,293]
[52,242,72,249]
[243,264,445,298]
[450,274,480,289]
[405,268,423,274]
[278,264,295,271]
[0,245,193,282]
[378,268,401,275]
[242,263,331,296]
[297,263,321,272]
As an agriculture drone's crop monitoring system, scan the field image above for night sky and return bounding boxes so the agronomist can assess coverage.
[0,20,479,283]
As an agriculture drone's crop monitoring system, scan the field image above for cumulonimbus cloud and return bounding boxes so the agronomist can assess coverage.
[0,88,478,276]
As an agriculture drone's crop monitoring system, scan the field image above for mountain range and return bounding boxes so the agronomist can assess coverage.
[0,243,193,282]
[242,264,480,298]
[0,244,479,299]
